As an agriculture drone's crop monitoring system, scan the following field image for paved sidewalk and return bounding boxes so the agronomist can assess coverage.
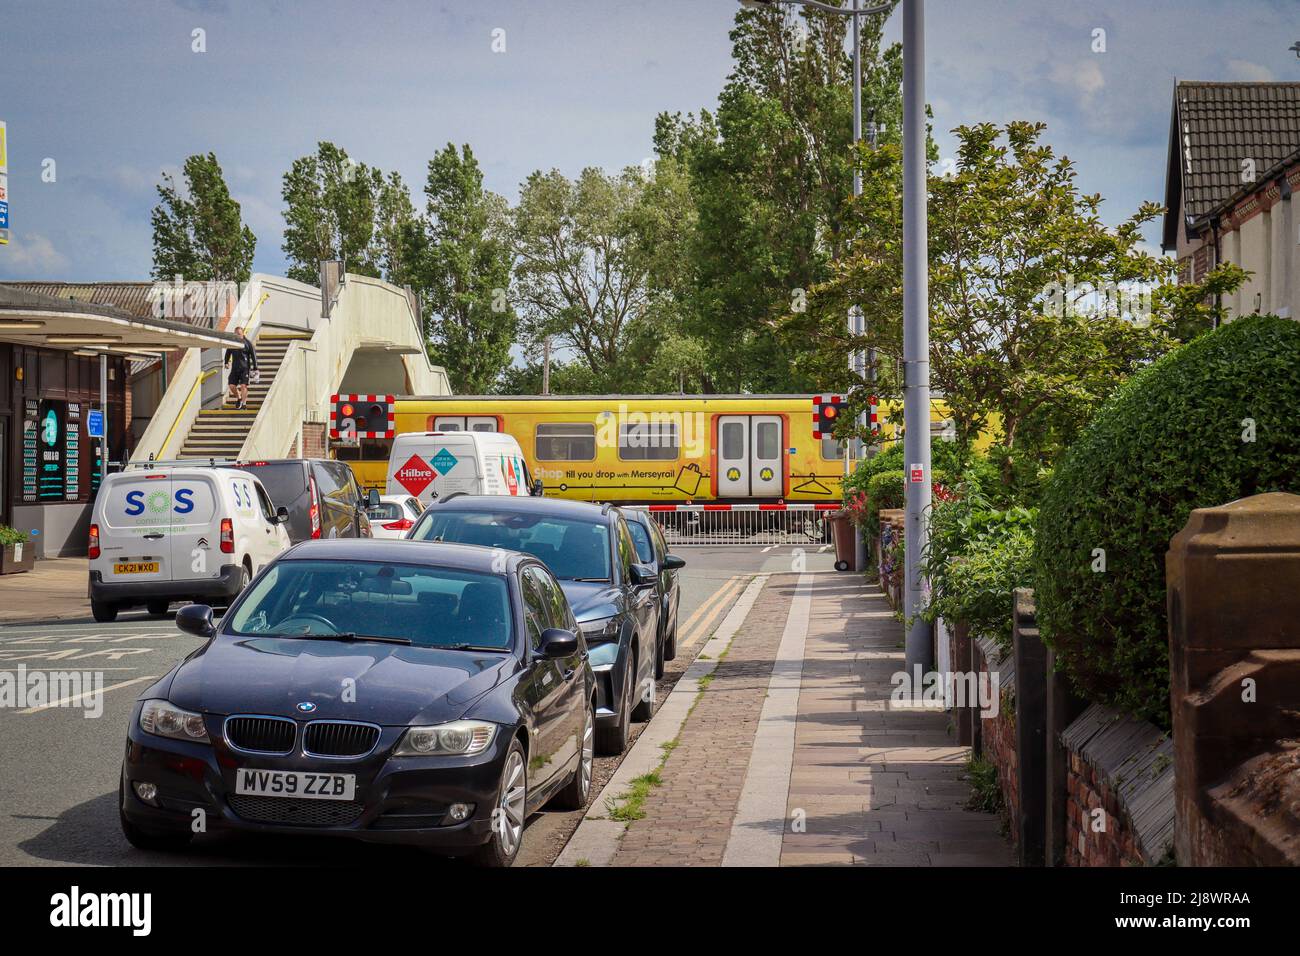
[0,558,90,624]
[781,576,1013,865]
[561,571,1013,867]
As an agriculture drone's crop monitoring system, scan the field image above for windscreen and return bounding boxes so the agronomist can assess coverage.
[227,559,514,649]
[412,511,611,582]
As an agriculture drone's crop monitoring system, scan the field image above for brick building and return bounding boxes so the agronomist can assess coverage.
[1163,81,1300,321]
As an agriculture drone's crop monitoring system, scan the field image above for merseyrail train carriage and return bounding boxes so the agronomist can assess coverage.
[337,394,962,509]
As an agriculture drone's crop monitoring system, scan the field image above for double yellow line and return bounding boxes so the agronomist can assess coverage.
[676,574,748,650]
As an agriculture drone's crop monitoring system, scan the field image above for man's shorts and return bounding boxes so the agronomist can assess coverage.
[228,367,249,386]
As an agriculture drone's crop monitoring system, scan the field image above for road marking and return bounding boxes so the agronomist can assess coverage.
[761,544,776,553]
[673,574,738,640]
[678,575,746,649]
[18,675,158,715]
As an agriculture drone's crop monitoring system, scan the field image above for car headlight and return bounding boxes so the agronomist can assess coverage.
[394,719,497,757]
[139,700,210,743]
[579,616,619,641]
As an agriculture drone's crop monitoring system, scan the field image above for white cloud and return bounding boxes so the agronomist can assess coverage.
[1226,59,1276,82]
[1,233,70,276]
[1050,59,1106,100]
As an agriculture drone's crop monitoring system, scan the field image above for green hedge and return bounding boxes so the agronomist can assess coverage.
[0,525,28,547]
[922,498,1036,649]
[1034,314,1300,724]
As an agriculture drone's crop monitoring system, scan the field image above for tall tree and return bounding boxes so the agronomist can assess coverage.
[402,144,517,394]
[794,121,1219,486]
[150,152,256,283]
[280,141,413,284]
[655,1,904,393]
[512,166,657,387]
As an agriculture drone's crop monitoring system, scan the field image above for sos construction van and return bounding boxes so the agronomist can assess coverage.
[88,465,292,621]
[385,431,540,505]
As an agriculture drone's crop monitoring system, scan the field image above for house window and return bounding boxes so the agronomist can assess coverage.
[535,422,596,461]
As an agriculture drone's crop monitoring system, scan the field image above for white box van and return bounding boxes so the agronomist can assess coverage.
[88,466,292,622]
[385,431,541,506]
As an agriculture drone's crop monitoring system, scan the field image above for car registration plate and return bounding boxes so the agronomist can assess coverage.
[234,768,356,801]
[114,562,159,574]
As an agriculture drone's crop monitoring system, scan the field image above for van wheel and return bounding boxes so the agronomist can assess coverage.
[146,600,171,618]
[91,600,118,623]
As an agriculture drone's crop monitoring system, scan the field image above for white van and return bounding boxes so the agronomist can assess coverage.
[385,431,541,506]
[88,466,292,622]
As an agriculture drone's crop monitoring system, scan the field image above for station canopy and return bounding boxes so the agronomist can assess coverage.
[0,284,238,357]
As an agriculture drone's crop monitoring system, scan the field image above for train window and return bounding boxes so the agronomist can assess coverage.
[820,434,844,460]
[535,422,596,461]
[721,421,744,460]
[619,422,679,461]
[756,421,780,459]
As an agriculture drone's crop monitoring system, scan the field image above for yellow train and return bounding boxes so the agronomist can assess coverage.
[339,394,959,506]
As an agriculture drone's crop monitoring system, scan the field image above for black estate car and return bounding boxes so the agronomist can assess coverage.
[119,538,594,867]
[408,496,659,755]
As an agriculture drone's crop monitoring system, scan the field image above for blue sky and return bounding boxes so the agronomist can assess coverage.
[1,0,1297,281]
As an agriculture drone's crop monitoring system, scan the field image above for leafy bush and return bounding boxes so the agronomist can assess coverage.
[921,493,1036,648]
[1034,315,1300,724]
[843,440,991,500]
[0,526,29,547]
[849,469,955,537]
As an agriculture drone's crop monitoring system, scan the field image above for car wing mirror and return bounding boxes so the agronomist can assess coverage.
[630,563,656,587]
[275,506,290,524]
[366,488,381,509]
[663,554,686,571]
[539,627,579,659]
[530,478,545,497]
[176,603,216,638]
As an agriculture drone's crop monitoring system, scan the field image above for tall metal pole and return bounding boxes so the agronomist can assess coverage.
[99,354,108,479]
[902,0,932,674]
[849,0,869,571]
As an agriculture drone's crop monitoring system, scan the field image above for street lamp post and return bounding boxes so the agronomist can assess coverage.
[739,0,931,673]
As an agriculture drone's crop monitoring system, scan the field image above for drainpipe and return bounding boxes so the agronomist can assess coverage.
[1209,217,1222,330]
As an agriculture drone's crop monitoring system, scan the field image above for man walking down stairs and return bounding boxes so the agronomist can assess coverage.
[179,332,309,460]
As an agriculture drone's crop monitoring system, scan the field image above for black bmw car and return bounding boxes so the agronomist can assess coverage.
[118,539,594,867]
[408,496,659,755]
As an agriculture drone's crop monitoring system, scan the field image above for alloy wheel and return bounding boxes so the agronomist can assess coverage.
[497,749,526,857]
[579,705,594,798]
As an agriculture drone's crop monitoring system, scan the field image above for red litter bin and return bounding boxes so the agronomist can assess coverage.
[828,510,857,572]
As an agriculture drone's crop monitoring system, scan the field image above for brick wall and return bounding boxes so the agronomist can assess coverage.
[974,637,1018,851]
[1060,704,1174,867]
[1065,752,1145,866]
[301,422,325,459]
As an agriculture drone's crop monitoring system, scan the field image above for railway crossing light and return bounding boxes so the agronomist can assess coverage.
[812,394,848,439]
[329,394,395,440]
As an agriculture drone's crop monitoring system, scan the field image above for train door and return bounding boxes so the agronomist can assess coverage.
[716,415,784,498]
[431,415,498,432]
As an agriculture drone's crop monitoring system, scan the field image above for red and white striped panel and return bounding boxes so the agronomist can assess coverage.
[812,393,842,439]
[329,394,395,440]
[644,503,839,512]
